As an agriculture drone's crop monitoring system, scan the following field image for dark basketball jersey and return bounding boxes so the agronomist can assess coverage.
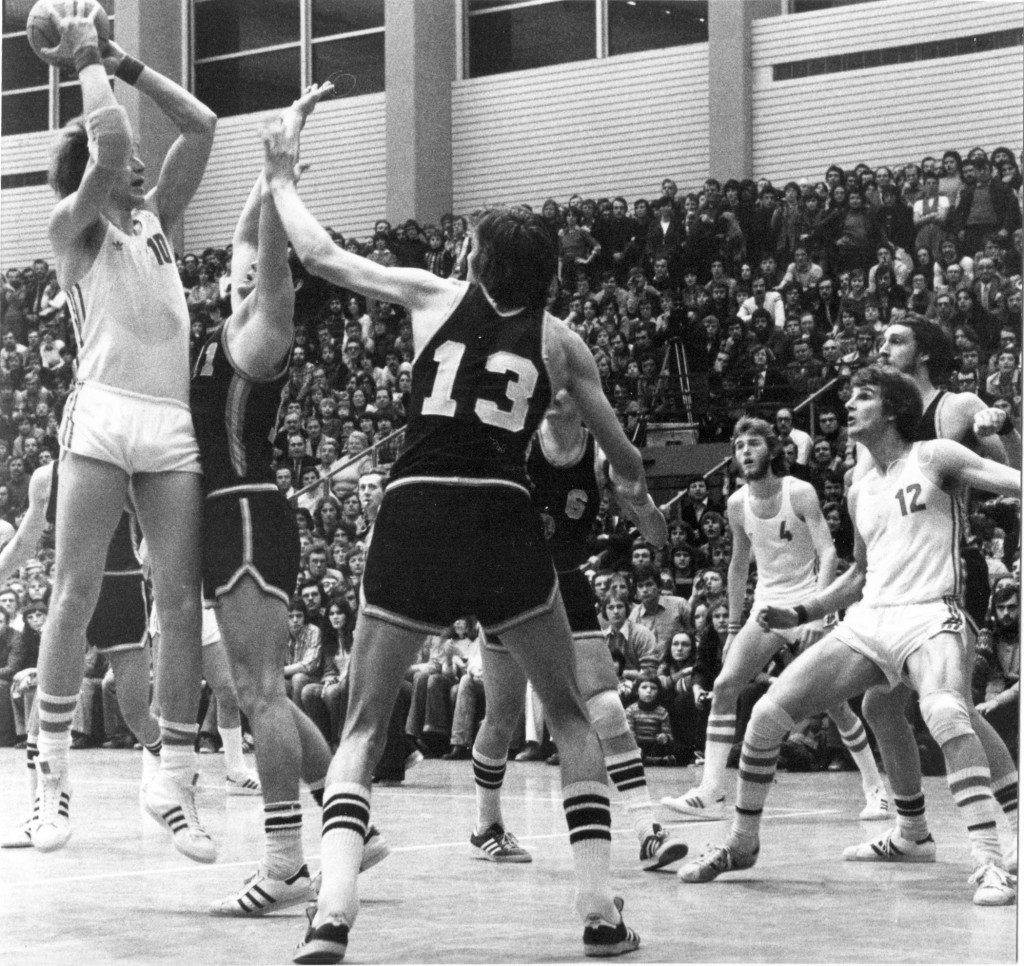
[527,432,600,572]
[917,390,945,443]
[190,323,289,496]
[391,284,552,488]
[46,461,141,575]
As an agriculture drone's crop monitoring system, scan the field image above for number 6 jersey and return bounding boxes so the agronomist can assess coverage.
[742,475,819,609]
[850,442,963,607]
[65,209,191,406]
[392,283,553,489]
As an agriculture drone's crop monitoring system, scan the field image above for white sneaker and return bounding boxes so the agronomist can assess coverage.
[1004,838,1017,876]
[142,772,216,863]
[843,828,936,863]
[210,864,313,916]
[226,772,262,796]
[858,785,891,821]
[1,816,35,849]
[361,824,391,872]
[661,787,726,821]
[31,761,71,853]
[969,862,1016,906]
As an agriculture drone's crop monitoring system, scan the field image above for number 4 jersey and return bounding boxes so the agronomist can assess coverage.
[65,209,192,406]
[392,283,553,489]
[850,442,963,607]
[743,475,819,609]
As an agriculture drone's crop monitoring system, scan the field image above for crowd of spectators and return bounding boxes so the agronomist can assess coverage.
[1,142,1020,768]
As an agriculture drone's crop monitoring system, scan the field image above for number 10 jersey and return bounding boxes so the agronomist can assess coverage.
[392,283,553,490]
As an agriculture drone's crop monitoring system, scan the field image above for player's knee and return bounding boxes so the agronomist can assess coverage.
[861,688,909,736]
[747,695,795,744]
[586,690,630,742]
[919,690,973,748]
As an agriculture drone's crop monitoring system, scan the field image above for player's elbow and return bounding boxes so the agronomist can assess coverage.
[299,237,339,280]
[183,106,217,138]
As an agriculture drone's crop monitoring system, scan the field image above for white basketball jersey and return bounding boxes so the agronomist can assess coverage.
[66,209,191,405]
[852,443,963,607]
[744,476,819,607]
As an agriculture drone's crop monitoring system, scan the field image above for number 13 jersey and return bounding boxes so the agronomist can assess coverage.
[392,283,553,489]
[743,476,819,609]
[850,442,963,607]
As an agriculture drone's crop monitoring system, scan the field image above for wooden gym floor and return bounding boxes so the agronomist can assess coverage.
[0,749,1017,964]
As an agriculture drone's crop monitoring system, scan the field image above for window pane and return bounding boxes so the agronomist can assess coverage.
[469,1,596,78]
[3,35,49,91]
[195,0,300,60]
[608,1,707,56]
[1,89,48,136]
[195,48,300,117]
[312,0,384,38]
[312,33,384,94]
[58,84,83,125]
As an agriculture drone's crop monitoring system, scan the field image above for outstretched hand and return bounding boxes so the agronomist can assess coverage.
[259,117,300,185]
[40,7,100,66]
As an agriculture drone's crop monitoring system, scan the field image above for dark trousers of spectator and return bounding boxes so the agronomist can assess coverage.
[0,682,17,745]
[375,680,413,781]
[301,681,343,746]
[664,688,700,764]
[983,698,1019,762]
[961,226,998,258]
[71,679,105,744]
[406,669,457,752]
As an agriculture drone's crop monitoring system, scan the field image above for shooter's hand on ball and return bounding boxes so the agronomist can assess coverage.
[757,605,800,631]
[291,82,335,125]
[41,8,99,69]
[99,37,128,75]
[260,118,300,185]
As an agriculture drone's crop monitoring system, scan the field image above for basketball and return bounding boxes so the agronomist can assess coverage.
[26,0,111,69]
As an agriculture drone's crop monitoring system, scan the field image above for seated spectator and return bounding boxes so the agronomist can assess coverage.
[601,592,660,708]
[283,598,321,706]
[973,581,1020,759]
[626,671,675,766]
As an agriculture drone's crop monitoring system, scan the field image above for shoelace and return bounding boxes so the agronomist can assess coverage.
[37,777,63,823]
[500,830,522,850]
[697,844,728,869]
[180,783,210,839]
[969,863,1014,887]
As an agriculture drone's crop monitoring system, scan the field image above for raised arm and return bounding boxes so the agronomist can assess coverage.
[927,438,1022,498]
[261,117,450,313]
[48,14,131,251]
[101,40,217,229]
[0,465,53,584]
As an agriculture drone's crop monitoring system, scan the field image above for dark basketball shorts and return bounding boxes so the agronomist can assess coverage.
[558,567,619,695]
[558,567,600,636]
[362,478,558,635]
[87,573,149,652]
[202,485,300,607]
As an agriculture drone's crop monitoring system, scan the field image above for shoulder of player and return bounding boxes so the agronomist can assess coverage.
[726,488,746,514]
[787,477,821,514]
[940,389,986,433]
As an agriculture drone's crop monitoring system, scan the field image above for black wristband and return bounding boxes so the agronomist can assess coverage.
[794,604,809,625]
[115,55,145,86]
[998,415,1016,436]
[74,46,102,73]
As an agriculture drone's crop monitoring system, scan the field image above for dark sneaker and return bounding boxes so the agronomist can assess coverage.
[640,823,689,872]
[293,904,349,965]
[583,897,640,957]
[470,823,532,863]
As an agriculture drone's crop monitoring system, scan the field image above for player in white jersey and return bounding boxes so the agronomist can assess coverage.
[32,11,216,859]
[847,316,1018,870]
[679,365,1020,906]
[661,417,888,822]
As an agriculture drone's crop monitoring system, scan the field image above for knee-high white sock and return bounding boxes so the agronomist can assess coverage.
[36,691,77,768]
[604,749,654,841]
[893,792,931,843]
[263,800,304,879]
[318,782,370,927]
[159,718,198,783]
[472,749,506,833]
[991,772,1018,826]
[563,780,618,925]
[702,712,736,797]
[948,765,1002,867]
[218,725,245,776]
[833,710,884,794]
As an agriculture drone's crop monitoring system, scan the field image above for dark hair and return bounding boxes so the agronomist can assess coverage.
[48,117,91,199]
[633,563,661,586]
[850,364,923,441]
[888,313,955,385]
[473,207,557,311]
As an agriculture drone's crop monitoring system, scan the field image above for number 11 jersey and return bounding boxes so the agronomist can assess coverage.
[392,283,553,489]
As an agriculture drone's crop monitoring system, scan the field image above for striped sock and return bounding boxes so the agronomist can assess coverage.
[991,772,1018,823]
[318,782,370,926]
[473,750,506,832]
[35,691,77,765]
[563,780,617,925]
[263,800,304,879]
[26,741,39,806]
[947,765,1002,866]
[144,738,163,758]
[729,700,793,853]
[702,712,737,796]
[894,792,931,843]
[604,749,654,841]
[307,778,325,807]
[834,711,884,793]
[159,718,198,783]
